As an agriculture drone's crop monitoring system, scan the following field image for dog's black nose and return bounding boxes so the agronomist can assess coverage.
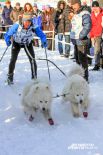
[42,108,45,111]
[80,100,83,104]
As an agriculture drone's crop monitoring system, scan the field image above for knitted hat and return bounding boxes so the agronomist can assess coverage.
[92,1,99,7]
[70,0,81,5]
[33,3,37,7]
[5,0,11,4]
[22,13,33,21]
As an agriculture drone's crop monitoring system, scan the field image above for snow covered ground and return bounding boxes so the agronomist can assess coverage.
[0,39,103,155]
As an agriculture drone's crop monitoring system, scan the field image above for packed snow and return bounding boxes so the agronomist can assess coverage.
[0,39,103,155]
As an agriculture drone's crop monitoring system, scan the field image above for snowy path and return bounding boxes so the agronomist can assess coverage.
[0,40,103,155]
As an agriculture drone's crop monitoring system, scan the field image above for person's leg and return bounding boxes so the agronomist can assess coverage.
[0,26,2,39]
[47,39,52,50]
[94,37,101,67]
[24,43,37,79]
[74,44,80,64]
[64,35,70,57]
[7,41,20,83]
[100,39,103,68]
[87,39,92,65]
[58,34,63,55]
[77,45,88,81]
[92,37,101,70]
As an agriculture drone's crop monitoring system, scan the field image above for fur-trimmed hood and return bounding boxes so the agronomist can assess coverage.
[57,0,66,10]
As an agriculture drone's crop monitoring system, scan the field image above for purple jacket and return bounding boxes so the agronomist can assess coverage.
[2,6,13,25]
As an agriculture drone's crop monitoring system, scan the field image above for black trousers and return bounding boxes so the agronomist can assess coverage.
[74,44,88,81]
[8,41,37,79]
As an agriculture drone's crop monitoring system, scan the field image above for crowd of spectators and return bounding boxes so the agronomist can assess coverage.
[0,0,103,75]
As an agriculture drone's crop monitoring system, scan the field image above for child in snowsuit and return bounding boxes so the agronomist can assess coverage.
[4,12,47,84]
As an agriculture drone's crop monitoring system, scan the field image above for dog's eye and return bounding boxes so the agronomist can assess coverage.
[45,101,48,103]
[77,94,79,96]
[40,101,43,103]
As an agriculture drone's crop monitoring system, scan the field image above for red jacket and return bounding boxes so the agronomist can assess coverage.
[90,9,103,38]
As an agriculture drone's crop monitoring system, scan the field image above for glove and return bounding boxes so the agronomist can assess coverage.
[4,33,11,46]
[42,40,47,48]
[6,40,11,47]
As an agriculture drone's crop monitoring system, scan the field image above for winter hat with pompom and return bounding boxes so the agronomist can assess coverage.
[22,12,33,21]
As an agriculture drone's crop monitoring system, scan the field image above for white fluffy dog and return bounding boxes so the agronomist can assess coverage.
[21,79,54,125]
[62,64,89,118]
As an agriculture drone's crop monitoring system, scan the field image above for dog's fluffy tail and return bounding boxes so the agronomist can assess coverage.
[68,63,84,77]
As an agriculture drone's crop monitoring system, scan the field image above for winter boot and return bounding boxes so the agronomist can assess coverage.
[64,53,69,58]
[92,65,100,71]
[31,72,37,80]
[7,74,14,85]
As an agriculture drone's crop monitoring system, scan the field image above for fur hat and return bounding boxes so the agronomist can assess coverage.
[70,0,81,5]
[92,1,99,7]
[5,0,11,4]
[22,13,33,22]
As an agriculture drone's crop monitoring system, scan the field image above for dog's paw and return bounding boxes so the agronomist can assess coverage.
[83,112,88,118]
[29,115,34,121]
[48,118,54,125]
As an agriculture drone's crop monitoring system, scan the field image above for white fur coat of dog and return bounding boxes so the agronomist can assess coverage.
[62,64,89,117]
[21,79,54,125]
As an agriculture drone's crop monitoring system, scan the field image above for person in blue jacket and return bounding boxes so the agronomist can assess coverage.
[4,12,47,84]
[32,3,42,29]
[32,3,42,47]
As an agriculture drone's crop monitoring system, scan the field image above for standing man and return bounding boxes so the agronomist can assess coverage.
[10,2,23,24]
[70,0,91,81]
[54,0,66,56]
[33,3,42,29]
[4,13,47,84]
[2,0,13,31]
[42,5,55,51]
[90,1,103,70]
[32,3,42,47]
[61,0,74,57]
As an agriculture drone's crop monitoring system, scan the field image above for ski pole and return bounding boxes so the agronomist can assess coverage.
[0,46,8,62]
[44,47,51,81]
